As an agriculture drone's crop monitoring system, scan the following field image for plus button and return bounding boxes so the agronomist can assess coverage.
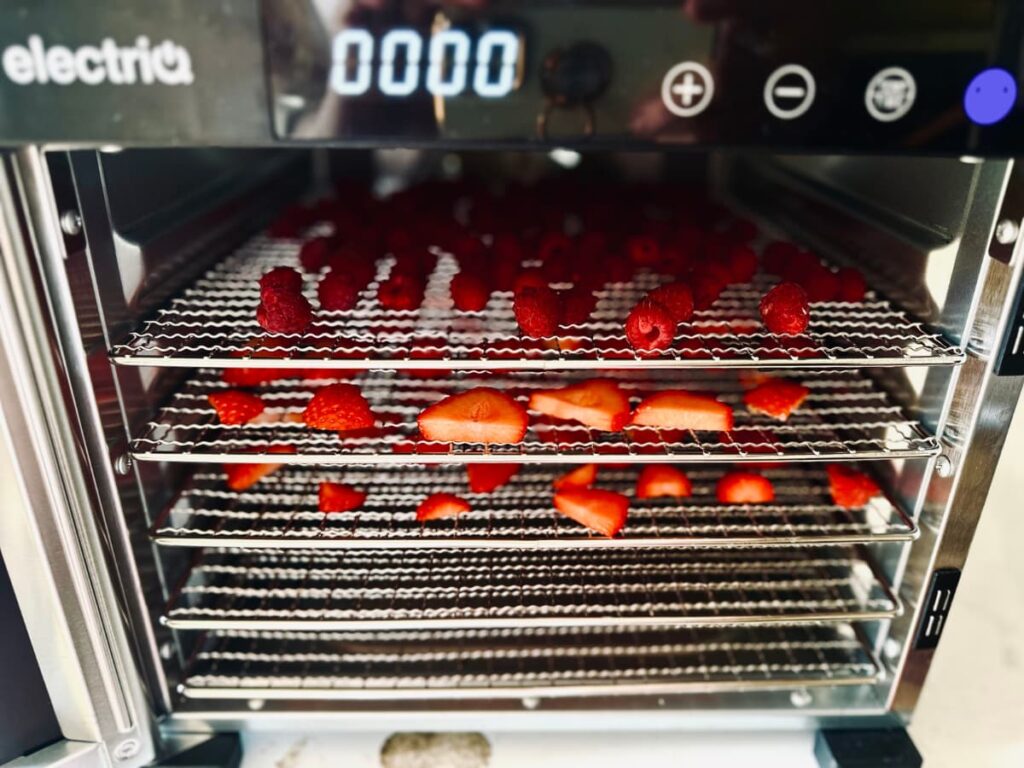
[661,61,715,117]
[672,72,705,107]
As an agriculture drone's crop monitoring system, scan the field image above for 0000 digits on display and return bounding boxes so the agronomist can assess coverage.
[330,28,520,99]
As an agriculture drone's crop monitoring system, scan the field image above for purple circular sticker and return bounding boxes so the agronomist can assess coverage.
[964,68,1017,126]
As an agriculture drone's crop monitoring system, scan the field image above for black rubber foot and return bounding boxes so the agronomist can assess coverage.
[814,728,922,768]
[157,734,242,768]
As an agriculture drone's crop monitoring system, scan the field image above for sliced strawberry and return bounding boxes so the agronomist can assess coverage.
[528,379,630,432]
[417,492,471,521]
[743,379,810,421]
[553,488,629,537]
[835,267,867,302]
[303,383,377,431]
[418,387,529,444]
[208,390,265,425]
[716,472,775,503]
[466,463,521,493]
[553,463,598,490]
[625,299,677,351]
[450,272,492,312]
[259,266,303,296]
[318,481,367,513]
[630,390,734,431]
[759,282,811,335]
[223,367,299,387]
[223,445,295,491]
[635,465,692,499]
[826,464,881,508]
[647,282,694,324]
[514,286,560,337]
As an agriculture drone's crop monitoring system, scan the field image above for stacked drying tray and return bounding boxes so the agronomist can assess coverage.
[111,186,962,705]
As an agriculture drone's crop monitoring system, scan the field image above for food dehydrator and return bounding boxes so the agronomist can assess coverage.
[1,1,1023,766]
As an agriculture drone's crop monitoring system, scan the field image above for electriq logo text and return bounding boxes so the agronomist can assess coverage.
[1,35,193,86]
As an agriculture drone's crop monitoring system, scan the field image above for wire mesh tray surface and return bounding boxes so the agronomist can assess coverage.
[110,236,963,370]
[163,547,900,631]
[179,624,881,701]
[131,369,939,464]
[153,465,917,550]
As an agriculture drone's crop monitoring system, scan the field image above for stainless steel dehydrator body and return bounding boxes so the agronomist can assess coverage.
[1,2,1024,766]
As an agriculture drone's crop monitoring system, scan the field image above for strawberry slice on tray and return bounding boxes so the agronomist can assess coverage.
[318,482,367,514]
[223,445,295,492]
[826,464,882,508]
[635,465,692,499]
[743,379,810,421]
[529,379,631,432]
[418,387,529,444]
[303,383,377,431]
[716,472,775,504]
[629,390,734,431]
[553,463,598,490]
[466,463,521,493]
[417,492,472,521]
[553,488,629,537]
[208,390,265,425]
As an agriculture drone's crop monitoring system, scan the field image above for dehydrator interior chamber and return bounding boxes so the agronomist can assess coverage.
[9,145,1022,740]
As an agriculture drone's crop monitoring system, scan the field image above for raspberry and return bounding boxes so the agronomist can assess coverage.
[492,233,526,264]
[780,250,821,281]
[303,383,377,431]
[600,254,634,284]
[318,270,361,311]
[259,266,303,296]
[800,265,840,302]
[514,286,560,337]
[759,282,811,335]
[256,289,313,334]
[559,286,598,326]
[298,235,335,272]
[536,231,574,263]
[377,273,424,311]
[647,282,694,324]
[690,262,731,309]
[625,298,677,351]
[835,267,867,302]
[625,235,661,267]
[450,272,491,312]
[513,268,548,293]
[725,244,758,283]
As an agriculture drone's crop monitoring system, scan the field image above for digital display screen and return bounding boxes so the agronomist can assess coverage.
[262,0,1019,155]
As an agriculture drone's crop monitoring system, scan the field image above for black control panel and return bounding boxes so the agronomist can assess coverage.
[264,0,1024,155]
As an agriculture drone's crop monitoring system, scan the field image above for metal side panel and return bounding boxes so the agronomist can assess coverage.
[0,149,157,766]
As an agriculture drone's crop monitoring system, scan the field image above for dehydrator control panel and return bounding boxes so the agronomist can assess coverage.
[0,0,1020,151]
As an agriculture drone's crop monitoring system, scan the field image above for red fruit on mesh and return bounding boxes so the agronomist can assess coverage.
[553,488,629,537]
[466,463,521,493]
[492,233,526,264]
[800,265,840,302]
[513,268,548,293]
[528,379,631,432]
[318,270,361,311]
[716,472,775,503]
[257,289,313,334]
[450,272,491,312]
[223,367,305,387]
[553,463,598,490]
[449,232,486,263]
[207,390,265,425]
[578,231,609,260]
[625,299,677,351]
[702,232,731,261]
[318,481,367,513]
[536,231,574,263]
[378,274,425,311]
[391,246,435,279]
[385,227,416,254]
[417,387,529,444]
[416,492,471,522]
[630,390,734,431]
[223,445,295,491]
[762,241,800,275]
[781,250,822,281]
[760,282,811,335]
[660,242,691,275]
[303,383,377,431]
[298,236,334,272]
[626,235,661,267]
[560,286,598,327]
[836,267,867,302]
[647,282,694,324]
[601,254,635,284]
[323,243,377,285]
[826,464,881,509]
[541,254,573,283]
[743,379,810,421]
[268,205,315,238]
[635,465,692,499]
[674,224,703,262]
[490,255,520,292]
[726,244,758,283]
[259,266,303,296]
[514,286,560,338]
